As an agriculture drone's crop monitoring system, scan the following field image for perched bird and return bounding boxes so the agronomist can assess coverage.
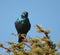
[15,11,31,42]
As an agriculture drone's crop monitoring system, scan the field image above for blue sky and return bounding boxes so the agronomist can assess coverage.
[0,0,60,54]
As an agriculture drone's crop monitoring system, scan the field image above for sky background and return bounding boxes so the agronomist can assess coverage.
[0,0,60,54]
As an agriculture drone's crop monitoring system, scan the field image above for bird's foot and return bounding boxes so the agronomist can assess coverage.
[16,33,26,38]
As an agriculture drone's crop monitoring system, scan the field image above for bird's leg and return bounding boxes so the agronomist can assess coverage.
[21,34,27,42]
[12,33,27,42]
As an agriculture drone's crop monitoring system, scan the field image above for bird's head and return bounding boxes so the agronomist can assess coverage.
[21,11,28,18]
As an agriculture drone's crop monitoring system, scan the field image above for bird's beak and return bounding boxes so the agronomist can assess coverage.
[22,13,25,17]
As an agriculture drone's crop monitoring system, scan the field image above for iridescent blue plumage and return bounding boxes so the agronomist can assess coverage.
[15,11,31,42]
[16,17,26,23]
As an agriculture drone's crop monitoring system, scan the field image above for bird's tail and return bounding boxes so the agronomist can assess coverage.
[18,36,24,42]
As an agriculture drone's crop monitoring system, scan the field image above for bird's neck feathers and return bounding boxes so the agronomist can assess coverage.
[16,17,27,22]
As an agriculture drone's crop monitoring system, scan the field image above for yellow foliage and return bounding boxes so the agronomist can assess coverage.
[0,24,60,55]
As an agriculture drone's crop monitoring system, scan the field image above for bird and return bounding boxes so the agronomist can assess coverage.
[15,11,31,42]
